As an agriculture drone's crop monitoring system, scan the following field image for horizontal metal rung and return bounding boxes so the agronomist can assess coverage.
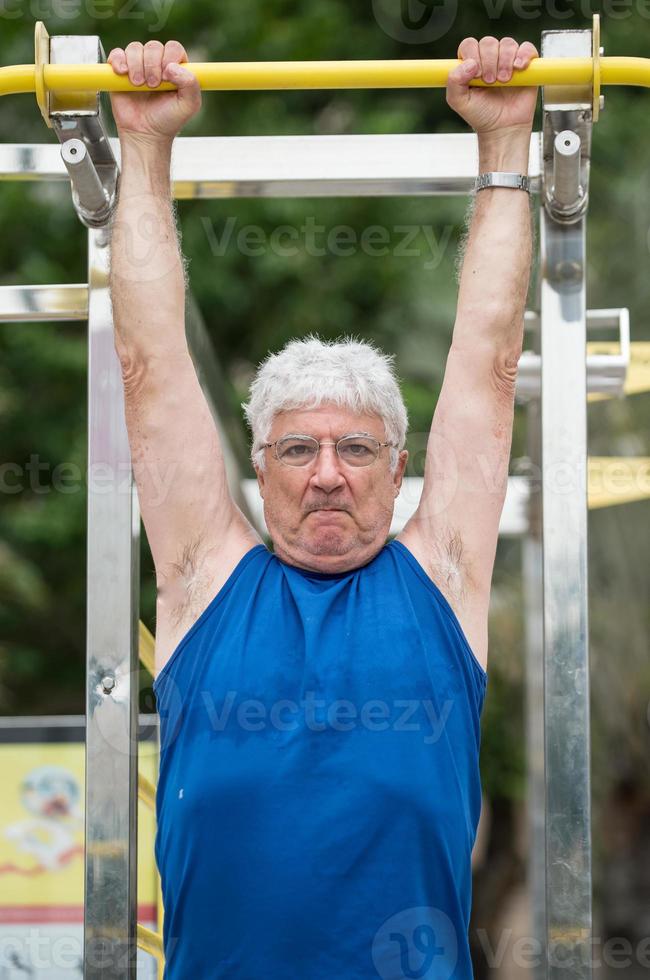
[0,134,542,197]
[0,283,87,321]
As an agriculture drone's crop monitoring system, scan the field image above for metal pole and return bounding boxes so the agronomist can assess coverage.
[524,386,547,979]
[539,202,593,980]
[84,226,139,979]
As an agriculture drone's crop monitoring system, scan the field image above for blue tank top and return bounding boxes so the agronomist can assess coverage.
[153,540,487,979]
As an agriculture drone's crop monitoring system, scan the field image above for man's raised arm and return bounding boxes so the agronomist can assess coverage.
[107,41,260,671]
[399,36,539,670]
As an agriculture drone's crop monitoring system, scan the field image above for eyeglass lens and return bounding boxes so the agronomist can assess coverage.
[276,435,380,467]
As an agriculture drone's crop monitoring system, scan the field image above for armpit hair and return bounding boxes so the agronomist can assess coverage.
[167,535,214,630]
[430,526,470,606]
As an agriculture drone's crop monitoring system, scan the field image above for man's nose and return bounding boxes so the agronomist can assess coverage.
[309,444,346,491]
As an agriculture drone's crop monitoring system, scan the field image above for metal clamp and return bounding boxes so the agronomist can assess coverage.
[61,139,112,226]
[33,20,118,229]
[551,129,583,218]
[541,18,598,223]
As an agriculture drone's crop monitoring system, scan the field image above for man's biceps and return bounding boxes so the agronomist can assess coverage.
[428,402,514,475]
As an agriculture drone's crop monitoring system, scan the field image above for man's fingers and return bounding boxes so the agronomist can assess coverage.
[455,35,539,85]
[478,36,499,83]
[514,41,539,68]
[125,41,145,86]
[114,38,197,93]
[452,35,481,98]
[457,37,480,70]
[143,39,164,87]
[163,40,188,71]
[496,37,519,81]
[107,48,127,73]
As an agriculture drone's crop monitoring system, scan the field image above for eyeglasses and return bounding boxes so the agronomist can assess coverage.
[263,433,396,468]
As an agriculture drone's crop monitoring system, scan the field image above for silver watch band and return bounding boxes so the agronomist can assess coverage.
[475,172,531,193]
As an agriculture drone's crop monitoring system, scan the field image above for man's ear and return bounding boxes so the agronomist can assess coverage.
[255,463,265,499]
[394,449,408,494]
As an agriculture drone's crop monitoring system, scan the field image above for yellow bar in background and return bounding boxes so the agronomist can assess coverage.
[138,772,156,812]
[588,457,650,510]
[137,923,164,959]
[139,620,155,677]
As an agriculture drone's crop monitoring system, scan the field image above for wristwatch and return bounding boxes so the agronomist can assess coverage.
[475,172,531,193]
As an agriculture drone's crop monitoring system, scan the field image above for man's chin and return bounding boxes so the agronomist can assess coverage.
[305,530,351,557]
[271,530,380,574]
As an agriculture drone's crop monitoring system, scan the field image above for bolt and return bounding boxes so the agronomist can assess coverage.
[599,95,605,110]
[101,675,115,694]
[550,258,583,283]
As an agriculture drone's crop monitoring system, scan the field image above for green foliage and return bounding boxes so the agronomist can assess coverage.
[480,669,526,802]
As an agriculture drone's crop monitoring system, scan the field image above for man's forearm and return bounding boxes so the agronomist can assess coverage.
[452,128,533,355]
[109,136,188,364]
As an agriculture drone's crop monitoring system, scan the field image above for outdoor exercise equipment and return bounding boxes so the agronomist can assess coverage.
[1,13,649,980]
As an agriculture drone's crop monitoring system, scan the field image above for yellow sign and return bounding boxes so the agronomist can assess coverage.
[0,741,158,922]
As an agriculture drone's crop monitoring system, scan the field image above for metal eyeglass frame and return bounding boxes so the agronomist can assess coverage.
[263,432,397,467]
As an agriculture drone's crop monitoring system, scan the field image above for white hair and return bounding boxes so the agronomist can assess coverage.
[242,334,409,471]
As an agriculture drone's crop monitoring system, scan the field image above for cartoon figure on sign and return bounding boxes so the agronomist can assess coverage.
[1,765,83,875]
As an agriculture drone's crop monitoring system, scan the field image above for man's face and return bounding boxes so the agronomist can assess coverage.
[255,404,408,573]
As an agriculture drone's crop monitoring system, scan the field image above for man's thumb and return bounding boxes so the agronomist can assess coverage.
[446,59,478,105]
[166,63,201,101]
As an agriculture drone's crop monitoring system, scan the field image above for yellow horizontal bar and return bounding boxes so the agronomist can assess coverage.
[0,64,34,96]
[588,456,650,510]
[2,56,650,98]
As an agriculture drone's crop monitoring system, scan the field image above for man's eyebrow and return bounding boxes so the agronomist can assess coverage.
[336,430,377,438]
[278,430,377,439]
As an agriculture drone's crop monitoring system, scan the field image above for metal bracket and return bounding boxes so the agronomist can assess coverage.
[34,21,118,228]
[541,16,598,223]
[592,13,603,123]
[517,307,630,402]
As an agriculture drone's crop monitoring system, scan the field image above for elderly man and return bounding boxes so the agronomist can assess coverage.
[107,34,537,980]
